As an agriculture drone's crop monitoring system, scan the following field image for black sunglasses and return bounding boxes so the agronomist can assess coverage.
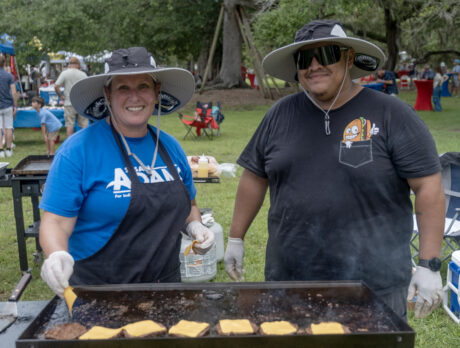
[295,45,348,70]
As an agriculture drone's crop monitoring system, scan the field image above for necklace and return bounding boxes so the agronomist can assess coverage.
[104,89,162,177]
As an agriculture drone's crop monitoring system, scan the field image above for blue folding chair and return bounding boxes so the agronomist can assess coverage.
[411,152,460,266]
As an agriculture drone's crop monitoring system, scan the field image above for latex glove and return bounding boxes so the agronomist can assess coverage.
[407,266,443,318]
[186,220,215,254]
[40,250,74,298]
[224,237,244,281]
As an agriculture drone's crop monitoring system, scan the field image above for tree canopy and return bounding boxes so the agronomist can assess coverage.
[1,0,459,81]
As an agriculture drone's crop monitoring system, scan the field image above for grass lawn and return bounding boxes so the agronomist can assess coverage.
[0,89,459,346]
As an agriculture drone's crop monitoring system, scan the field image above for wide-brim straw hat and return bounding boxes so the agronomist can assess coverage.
[262,20,386,82]
[70,47,194,121]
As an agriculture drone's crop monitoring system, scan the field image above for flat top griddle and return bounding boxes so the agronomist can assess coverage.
[12,155,54,176]
[17,281,415,348]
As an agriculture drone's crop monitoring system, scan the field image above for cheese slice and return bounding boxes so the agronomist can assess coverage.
[168,320,209,338]
[260,321,297,335]
[219,319,254,335]
[122,320,166,337]
[310,322,345,335]
[79,326,123,340]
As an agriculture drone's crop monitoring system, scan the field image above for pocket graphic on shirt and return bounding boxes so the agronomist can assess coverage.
[339,117,379,168]
[339,139,373,168]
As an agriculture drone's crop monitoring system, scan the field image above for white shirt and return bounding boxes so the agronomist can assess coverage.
[55,68,87,106]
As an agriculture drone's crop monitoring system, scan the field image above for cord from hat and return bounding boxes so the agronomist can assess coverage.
[301,50,350,135]
[103,79,161,177]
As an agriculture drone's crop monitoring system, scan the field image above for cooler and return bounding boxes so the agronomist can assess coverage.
[443,250,460,323]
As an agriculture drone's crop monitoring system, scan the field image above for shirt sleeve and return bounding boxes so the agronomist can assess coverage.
[237,110,272,178]
[39,150,85,217]
[388,103,441,178]
[55,71,64,86]
[159,132,196,200]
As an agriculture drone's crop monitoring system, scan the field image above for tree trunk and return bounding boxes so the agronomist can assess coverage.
[219,0,244,88]
[383,7,400,71]
[197,45,208,80]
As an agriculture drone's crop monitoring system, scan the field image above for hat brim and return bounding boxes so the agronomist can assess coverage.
[262,37,386,82]
[70,67,195,119]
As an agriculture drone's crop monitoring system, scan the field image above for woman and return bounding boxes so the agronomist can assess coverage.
[432,66,448,112]
[39,47,214,297]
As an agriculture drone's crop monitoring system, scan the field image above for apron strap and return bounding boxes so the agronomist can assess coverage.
[110,121,140,184]
[146,126,181,182]
[110,121,181,183]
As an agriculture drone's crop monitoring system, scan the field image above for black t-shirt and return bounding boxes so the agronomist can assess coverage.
[238,88,441,292]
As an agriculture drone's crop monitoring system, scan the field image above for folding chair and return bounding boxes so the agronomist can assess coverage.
[411,152,460,266]
[178,102,218,140]
[210,101,225,136]
[399,75,410,90]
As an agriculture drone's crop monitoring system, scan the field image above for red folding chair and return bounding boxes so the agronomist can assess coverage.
[178,102,218,140]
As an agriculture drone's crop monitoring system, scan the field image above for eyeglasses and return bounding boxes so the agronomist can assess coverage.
[295,45,348,70]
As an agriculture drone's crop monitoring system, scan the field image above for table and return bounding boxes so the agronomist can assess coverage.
[441,73,452,97]
[39,86,63,105]
[363,82,384,91]
[414,79,433,111]
[14,108,64,128]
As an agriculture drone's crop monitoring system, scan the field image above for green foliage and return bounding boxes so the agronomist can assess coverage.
[252,0,460,67]
[0,0,222,67]
[0,90,460,346]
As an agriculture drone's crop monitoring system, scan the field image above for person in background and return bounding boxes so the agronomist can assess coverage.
[31,65,41,96]
[39,47,214,297]
[421,64,434,80]
[224,19,445,322]
[451,59,460,96]
[0,55,18,158]
[440,62,447,75]
[376,68,398,96]
[54,57,88,137]
[31,96,63,155]
[432,67,448,112]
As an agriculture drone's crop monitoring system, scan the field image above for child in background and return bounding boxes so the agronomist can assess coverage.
[31,96,62,155]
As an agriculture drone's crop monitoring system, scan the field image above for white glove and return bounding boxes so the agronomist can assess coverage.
[224,237,244,281]
[407,266,443,318]
[41,250,74,298]
[186,221,215,254]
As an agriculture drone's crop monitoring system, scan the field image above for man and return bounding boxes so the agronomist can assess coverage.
[0,55,18,157]
[54,57,88,137]
[224,20,445,321]
[376,68,398,96]
[451,59,460,96]
[421,64,434,80]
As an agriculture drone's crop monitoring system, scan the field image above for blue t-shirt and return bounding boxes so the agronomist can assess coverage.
[39,108,63,133]
[452,65,460,83]
[0,68,15,109]
[40,120,196,260]
[383,71,398,95]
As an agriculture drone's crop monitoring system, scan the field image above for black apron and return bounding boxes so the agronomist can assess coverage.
[70,125,191,285]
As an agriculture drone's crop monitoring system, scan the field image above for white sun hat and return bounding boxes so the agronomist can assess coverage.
[262,20,386,82]
[70,47,194,121]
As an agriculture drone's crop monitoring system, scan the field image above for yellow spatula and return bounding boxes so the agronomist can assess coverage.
[64,286,77,317]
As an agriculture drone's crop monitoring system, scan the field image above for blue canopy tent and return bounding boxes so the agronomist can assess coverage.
[0,33,15,55]
[1,34,27,105]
